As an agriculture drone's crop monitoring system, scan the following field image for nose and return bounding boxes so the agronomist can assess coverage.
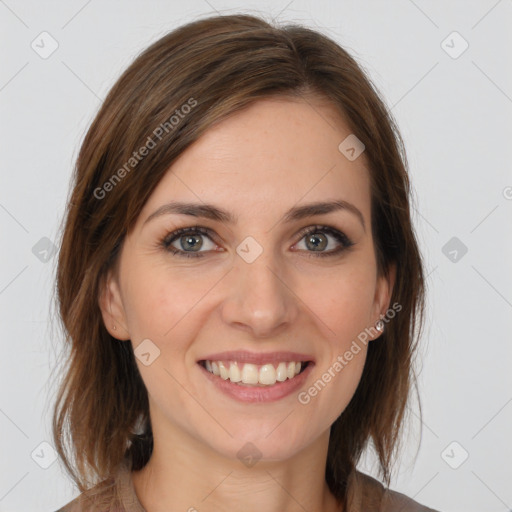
[220,246,299,338]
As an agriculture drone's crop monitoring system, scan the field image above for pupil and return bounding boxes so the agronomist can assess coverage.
[307,233,326,251]
[182,235,202,251]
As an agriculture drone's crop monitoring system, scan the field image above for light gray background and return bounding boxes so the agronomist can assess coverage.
[1,1,511,511]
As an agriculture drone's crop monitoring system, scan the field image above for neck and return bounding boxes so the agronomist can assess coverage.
[131,416,342,512]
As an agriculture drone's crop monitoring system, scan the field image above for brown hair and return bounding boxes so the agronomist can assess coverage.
[52,13,426,508]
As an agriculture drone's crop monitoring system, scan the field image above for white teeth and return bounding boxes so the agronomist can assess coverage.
[241,363,259,384]
[259,364,276,385]
[203,360,305,385]
[276,362,288,382]
[229,362,242,382]
[218,361,229,380]
[286,362,295,379]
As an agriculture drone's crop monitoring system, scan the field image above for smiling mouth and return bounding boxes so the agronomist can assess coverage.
[199,360,311,387]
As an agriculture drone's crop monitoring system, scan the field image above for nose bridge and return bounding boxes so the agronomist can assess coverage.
[221,236,296,335]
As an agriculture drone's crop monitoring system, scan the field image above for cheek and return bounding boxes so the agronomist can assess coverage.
[300,265,376,339]
[297,343,368,441]
[122,275,167,337]
[330,349,367,418]
[121,263,212,340]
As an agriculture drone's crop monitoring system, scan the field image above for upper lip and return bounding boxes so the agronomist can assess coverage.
[198,351,315,365]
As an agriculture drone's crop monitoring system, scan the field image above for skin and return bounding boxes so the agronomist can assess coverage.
[99,96,396,512]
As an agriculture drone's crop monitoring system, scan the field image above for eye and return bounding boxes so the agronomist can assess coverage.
[161,226,219,258]
[293,225,354,257]
[160,224,354,259]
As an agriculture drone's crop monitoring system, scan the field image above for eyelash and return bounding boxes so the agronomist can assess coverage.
[160,224,355,259]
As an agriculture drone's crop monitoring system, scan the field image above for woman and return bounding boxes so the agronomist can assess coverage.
[53,13,438,512]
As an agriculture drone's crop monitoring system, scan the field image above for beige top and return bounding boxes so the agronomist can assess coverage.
[56,461,439,512]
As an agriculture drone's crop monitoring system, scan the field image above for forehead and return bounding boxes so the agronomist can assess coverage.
[138,97,371,227]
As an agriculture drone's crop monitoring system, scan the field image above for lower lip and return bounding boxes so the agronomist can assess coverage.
[198,363,314,403]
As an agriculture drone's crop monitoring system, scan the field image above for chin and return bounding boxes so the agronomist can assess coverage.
[199,420,318,464]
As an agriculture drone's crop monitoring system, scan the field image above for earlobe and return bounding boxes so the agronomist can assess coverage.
[98,271,130,341]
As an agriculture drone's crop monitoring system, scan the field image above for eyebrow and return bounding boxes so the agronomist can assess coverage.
[144,199,366,232]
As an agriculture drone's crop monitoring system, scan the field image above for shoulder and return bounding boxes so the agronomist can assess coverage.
[54,474,119,512]
[352,470,440,512]
[54,491,114,512]
[54,495,81,512]
[54,460,143,512]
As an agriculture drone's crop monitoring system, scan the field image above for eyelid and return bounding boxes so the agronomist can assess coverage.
[162,225,216,244]
[293,224,353,247]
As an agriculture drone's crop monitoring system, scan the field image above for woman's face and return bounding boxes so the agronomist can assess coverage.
[101,96,394,463]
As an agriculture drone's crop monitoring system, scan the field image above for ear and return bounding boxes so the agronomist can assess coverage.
[370,262,397,340]
[98,269,130,341]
